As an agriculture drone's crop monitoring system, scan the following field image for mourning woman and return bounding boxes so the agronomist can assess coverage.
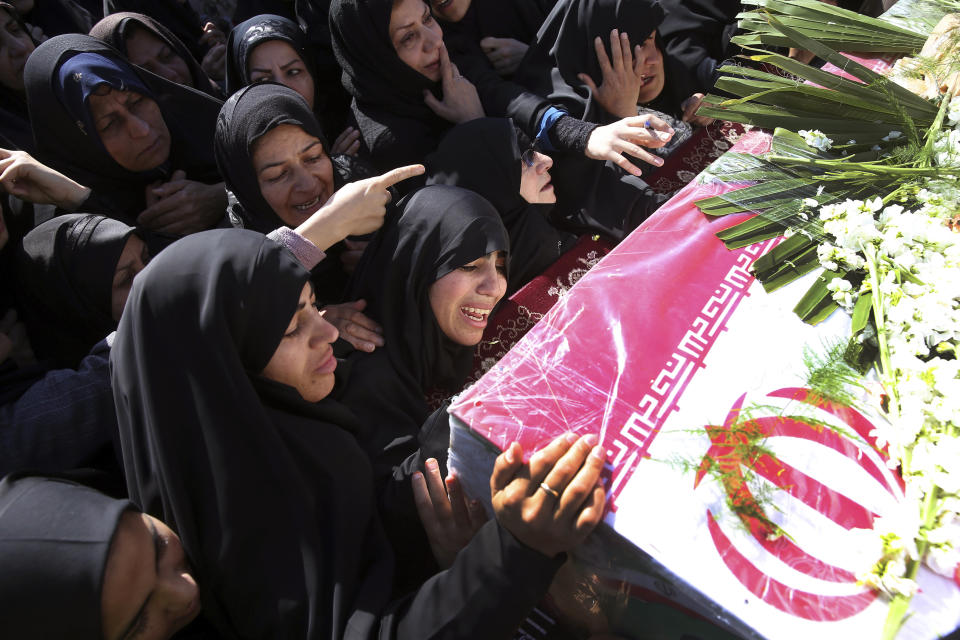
[514,0,710,137]
[215,82,381,303]
[330,0,671,177]
[16,213,147,368]
[24,34,225,234]
[90,11,223,98]
[111,225,607,639]
[0,473,204,639]
[425,117,575,294]
[224,13,354,148]
[340,185,509,481]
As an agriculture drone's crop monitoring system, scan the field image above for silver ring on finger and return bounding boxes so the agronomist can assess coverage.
[539,482,560,499]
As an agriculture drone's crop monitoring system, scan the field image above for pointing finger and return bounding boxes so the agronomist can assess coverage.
[374,164,425,189]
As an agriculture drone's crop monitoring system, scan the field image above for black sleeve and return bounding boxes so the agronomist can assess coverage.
[451,47,552,139]
[547,115,598,156]
[380,520,565,640]
[0,339,117,477]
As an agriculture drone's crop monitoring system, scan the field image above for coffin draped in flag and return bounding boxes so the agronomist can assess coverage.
[446,131,960,640]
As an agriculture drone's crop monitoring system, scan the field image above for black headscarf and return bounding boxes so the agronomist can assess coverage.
[16,214,136,368]
[215,82,377,301]
[90,11,222,97]
[24,34,223,223]
[224,14,314,96]
[102,0,205,61]
[515,0,670,122]
[656,0,740,105]
[215,82,330,234]
[439,0,555,53]
[17,0,94,38]
[112,226,564,639]
[425,118,573,293]
[0,3,36,153]
[111,228,397,639]
[0,473,132,639]
[330,0,451,171]
[342,185,509,468]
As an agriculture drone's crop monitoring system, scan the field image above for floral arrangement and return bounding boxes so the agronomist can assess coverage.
[687,3,960,636]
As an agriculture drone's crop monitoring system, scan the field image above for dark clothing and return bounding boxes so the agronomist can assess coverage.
[0,339,117,478]
[329,0,549,174]
[342,186,509,478]
[233,0,297,22]
[16,214,134,368]
[0,5,35,154]
[0,474,131,640]
[425,118,575,294]
[90,11,223,97]
[24,34,223,224]
[112,227,561,640]
[18,0,94,38]
[514,0,669,123]
[294,0,352,138]
[438,0,556,56]
[103,0,206,61]
[657,0,740,106]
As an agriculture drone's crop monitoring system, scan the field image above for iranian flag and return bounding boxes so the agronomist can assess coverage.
[447,131,960,640]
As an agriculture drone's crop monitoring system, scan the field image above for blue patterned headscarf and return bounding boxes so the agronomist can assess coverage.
[54,51,154,140]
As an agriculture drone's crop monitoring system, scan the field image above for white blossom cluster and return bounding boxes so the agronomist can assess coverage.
[806,139,960,597]
[798,128,833,151]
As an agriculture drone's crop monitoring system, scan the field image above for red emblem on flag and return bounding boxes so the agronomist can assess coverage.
[694,388,903,620]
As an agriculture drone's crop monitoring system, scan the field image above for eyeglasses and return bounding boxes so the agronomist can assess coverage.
[520,148,537,168]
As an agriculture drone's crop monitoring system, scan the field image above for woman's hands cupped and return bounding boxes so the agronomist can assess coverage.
[414,457,488,568]
[491,432,607,558]
[585,115,674,177]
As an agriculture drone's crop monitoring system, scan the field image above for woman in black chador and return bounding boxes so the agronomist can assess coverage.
[24,34,225,233]
[111,225,607,639]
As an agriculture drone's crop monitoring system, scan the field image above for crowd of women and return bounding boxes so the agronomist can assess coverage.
[0,0,745,638]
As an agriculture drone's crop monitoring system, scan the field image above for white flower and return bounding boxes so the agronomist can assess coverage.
[798,129,833,151]
[948,95,960,127]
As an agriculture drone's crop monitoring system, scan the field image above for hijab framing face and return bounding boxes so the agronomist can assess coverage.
[330,0,439,118]
[348,184,509,395]
[112,228,394,639]
[225,14,317,102]
[89,12,222,98]
[0,474,131,639]
[215,81,332,233]
[16,213,138,367]
[23,34,222,220]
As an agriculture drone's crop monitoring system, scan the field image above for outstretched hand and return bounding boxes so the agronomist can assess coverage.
[491,432,607,558]
[585,115,674,176]
[0,148,91,209]
[295,164,425,250]
[423,43,485,124]
[414,458,488,568]
[577,29,645,120]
